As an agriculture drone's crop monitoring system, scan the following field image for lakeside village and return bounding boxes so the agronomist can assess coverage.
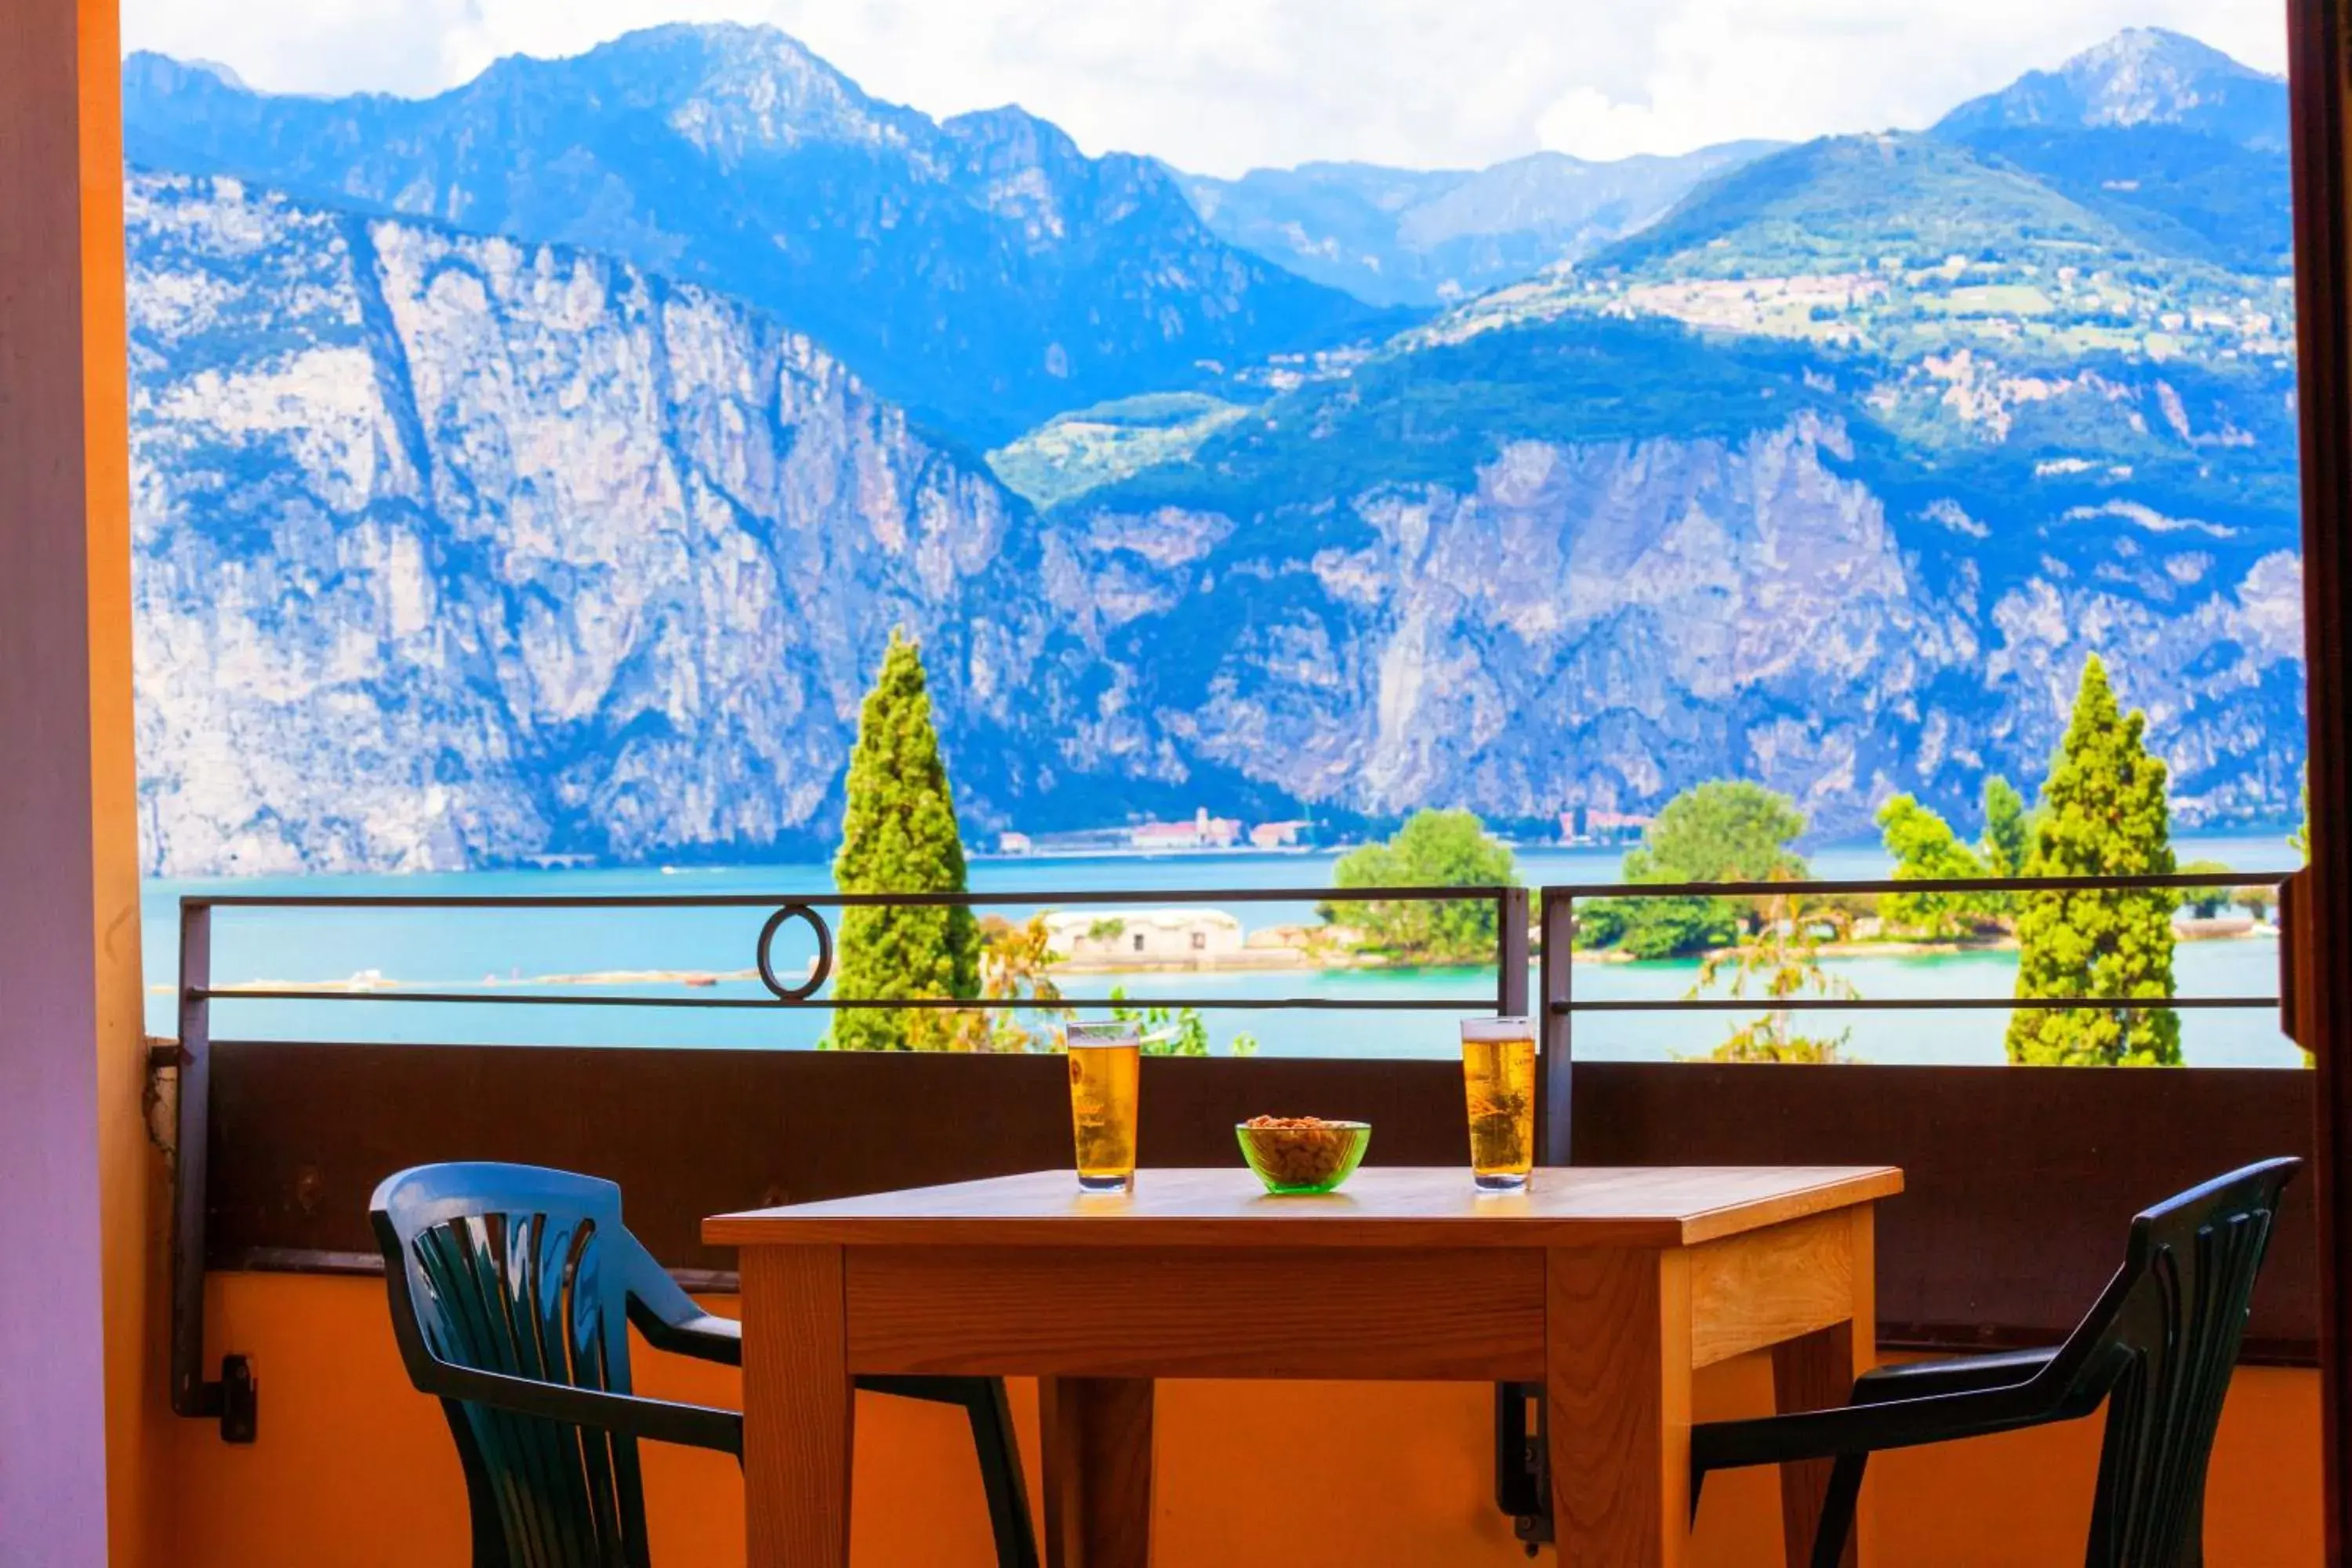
[985,804,1656,859]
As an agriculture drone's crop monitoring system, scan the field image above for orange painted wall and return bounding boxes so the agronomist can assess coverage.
[78,0,171,1555]
[171,1272,2323,1566]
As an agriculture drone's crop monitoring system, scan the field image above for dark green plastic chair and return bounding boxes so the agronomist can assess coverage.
[371,1162,1039,1567]
[1692,1157,2300,1568]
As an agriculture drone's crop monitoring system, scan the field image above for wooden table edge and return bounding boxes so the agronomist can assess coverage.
[702,1166,1904,1250]
[1675,1165,1904,1244]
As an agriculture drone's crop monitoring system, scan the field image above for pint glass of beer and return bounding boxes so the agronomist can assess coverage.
[1065,1020,1142,1192]
[1461,1016,1537,1192]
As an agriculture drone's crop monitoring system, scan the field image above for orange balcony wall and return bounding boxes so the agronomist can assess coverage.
[170,1271,2321,1566]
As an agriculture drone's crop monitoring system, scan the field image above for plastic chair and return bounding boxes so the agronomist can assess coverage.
[371,1161,1039,1567]
[1691,1156,2300,1568]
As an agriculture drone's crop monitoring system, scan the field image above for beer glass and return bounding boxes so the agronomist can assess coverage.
[1065,1020,1142,1192]
[1461,1016,1537,1191]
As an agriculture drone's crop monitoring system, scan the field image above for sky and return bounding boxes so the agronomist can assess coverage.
[118,0,2290,176]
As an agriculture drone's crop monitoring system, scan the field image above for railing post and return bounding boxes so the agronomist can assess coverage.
[1499,884,1563,1548]
[1539,889,1574,1167]
[169,899,256,1441]
[1497,887,1530,1017]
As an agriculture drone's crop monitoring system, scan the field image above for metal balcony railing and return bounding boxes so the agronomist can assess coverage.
[1531,869,2298,1156]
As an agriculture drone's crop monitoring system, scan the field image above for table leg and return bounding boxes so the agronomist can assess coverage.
[1769,1206,1876,1568]
[1546,1247,1693,1567]
[742,1245,853,1568]
[1040,1376,1154,1568]
[1770,1327,1860,1568]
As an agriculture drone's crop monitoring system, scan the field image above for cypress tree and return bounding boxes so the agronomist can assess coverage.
[827,629,979,1051]
[2005,655,2180,1066]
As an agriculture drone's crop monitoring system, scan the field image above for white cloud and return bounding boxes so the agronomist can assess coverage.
[119,0,2288,176]
[1523,0,2290,162]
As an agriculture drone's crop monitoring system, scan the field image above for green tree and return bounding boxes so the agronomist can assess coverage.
[1627,781,1809,884]
[1876,794,1987,938]
[1980,775,2034,878]
[1323,809,1518,964]
[1576,893,1740,961]
[2292,781,2310,862]
[1584,782,1809,960]
[2005,656,2180,1066]
[2235,885,2276,925]
[2177,860,2234,920]
[827,630,980,1051]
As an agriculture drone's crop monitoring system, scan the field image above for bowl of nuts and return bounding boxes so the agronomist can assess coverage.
[1236,1116,1372,1195]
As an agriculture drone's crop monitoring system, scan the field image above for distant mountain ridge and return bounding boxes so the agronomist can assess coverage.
[1171,143,1781,308]
[120,26,1399,449]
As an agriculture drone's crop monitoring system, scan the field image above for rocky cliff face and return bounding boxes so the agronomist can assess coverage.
[129,169,1073,873]
[1037,412,2303,836]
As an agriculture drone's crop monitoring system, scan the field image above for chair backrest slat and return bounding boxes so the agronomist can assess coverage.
[374,1163,658,1568]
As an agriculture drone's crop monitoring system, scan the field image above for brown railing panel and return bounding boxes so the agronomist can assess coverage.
[205,1046,2318,1360]
[204,1046,1476,1270]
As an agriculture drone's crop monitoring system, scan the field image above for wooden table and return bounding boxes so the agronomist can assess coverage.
[706,1164,1901,1568]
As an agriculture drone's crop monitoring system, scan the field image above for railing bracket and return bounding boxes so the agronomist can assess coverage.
[175,1353,259,1443]
[219,1355,258,1443]
[1494,1380,1552,1552]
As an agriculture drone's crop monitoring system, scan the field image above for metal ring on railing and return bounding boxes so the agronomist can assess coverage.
[754,904,833,1002]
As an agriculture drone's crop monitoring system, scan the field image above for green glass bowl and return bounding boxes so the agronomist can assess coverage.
[1236,1121,1372,1195]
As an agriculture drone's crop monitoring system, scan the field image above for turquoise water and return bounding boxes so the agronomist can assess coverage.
[140,833,2303,1066]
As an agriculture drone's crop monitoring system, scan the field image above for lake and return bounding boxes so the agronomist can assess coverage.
[141,832,2303,1067]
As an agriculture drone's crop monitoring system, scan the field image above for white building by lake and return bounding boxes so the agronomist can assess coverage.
[1044,909,1246,967]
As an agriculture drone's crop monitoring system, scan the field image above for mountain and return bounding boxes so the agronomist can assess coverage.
[123,27,2308,872]
[1936,27,2288,151]
[1026,34,2302,835]
[1171,142,1780,308]
[119,27,1399,449]
[1931,31,2292,274]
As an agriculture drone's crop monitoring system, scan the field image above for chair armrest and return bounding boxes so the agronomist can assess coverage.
[1853,1346,2059,1403]
[409,1347,743,1457]
[630,1302,743,1368]
[621,1232,743,1367]
[1693,1378,2067,1479]
[856,1374,996,1407]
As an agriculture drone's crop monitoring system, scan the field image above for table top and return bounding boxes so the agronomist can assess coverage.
[704,1165,1902,1250]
